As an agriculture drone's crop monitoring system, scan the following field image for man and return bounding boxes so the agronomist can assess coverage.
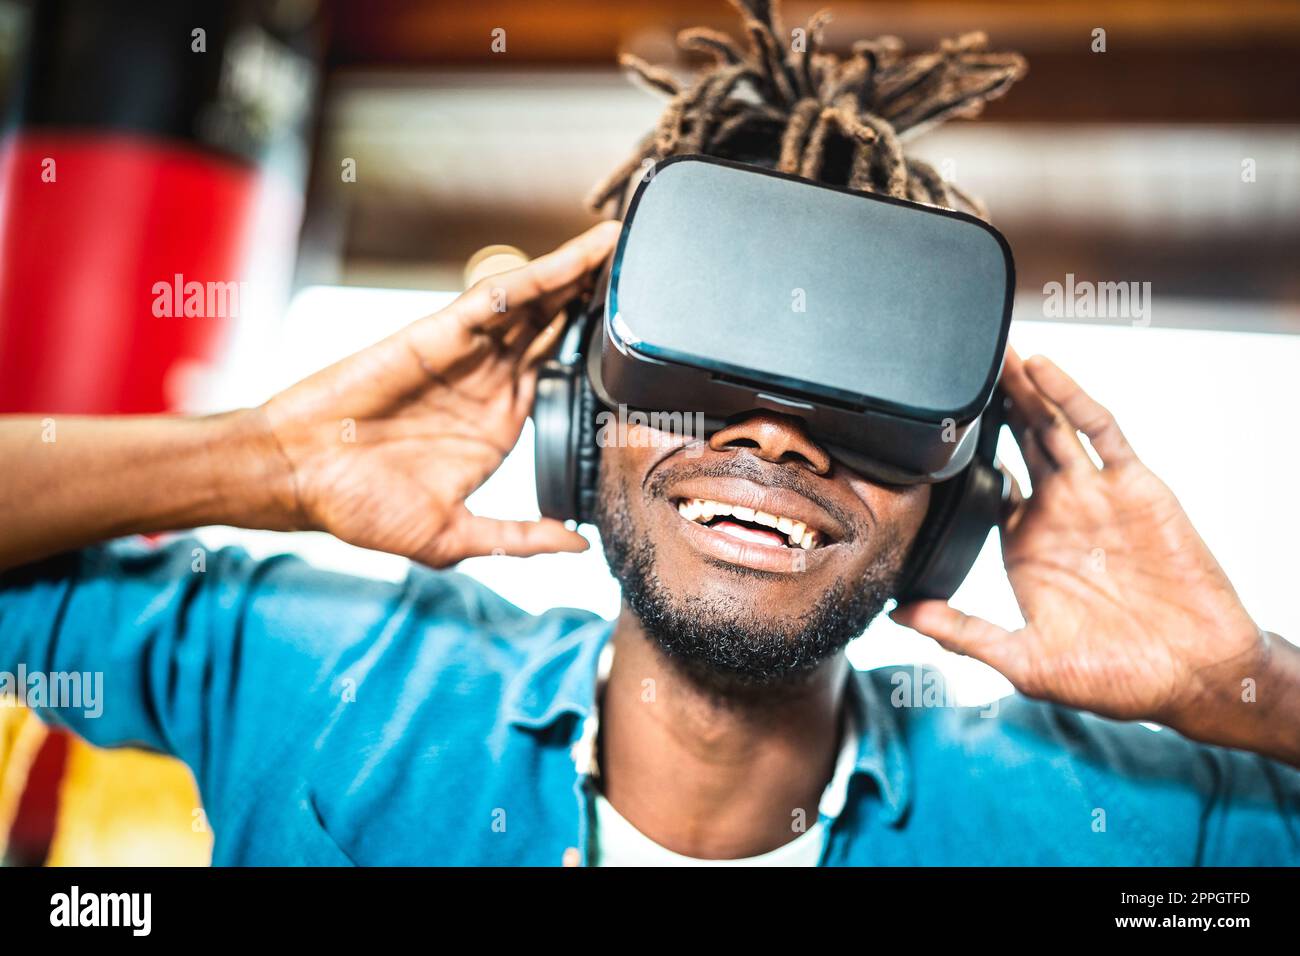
[1,1,1297,865]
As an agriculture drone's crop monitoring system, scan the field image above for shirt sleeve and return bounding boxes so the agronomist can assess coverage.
[0,536,411,819]
[1197,742,1300,865]
[995,693,1300,865]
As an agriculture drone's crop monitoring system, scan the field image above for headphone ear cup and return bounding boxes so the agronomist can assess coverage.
[533,359,580,521]
[572,374,602,524]
[896,394,1009,603]
[897,460,1005,603]
[533,295,605,523]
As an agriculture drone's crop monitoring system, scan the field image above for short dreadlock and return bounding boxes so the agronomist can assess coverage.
[587,0,1027,221]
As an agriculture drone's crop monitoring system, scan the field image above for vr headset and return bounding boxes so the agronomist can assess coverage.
[534,155,1014,601]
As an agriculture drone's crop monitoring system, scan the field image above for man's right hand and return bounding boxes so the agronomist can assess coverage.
[254,221,619,567]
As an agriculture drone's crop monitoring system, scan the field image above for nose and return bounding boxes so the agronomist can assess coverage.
[707,411,832,475]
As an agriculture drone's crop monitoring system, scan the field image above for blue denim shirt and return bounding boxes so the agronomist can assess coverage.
[2,537,1296,865]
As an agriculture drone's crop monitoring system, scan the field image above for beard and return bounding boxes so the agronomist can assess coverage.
[593,470,906,698]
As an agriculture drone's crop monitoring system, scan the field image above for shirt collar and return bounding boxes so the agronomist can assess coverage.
[504,618,911,826]
[845,665,912,826]
[503,618,613,730]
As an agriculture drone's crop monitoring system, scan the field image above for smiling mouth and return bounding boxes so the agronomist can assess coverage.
[674,497,826,550]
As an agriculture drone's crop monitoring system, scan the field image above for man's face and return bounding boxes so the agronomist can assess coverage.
[594,412,931,690]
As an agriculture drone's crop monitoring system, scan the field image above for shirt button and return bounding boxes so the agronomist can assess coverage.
[561,847,582,867]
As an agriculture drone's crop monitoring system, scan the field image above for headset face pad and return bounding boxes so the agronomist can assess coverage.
[593,155,1015,484]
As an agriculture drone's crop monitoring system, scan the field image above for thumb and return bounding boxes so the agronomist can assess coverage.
[889,600,1013,663]
[437,513,590,562]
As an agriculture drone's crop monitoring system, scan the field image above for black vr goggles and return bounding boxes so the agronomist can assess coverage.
[534,155,1015,602]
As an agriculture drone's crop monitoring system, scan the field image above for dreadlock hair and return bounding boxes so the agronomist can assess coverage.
[587,0,1027,221]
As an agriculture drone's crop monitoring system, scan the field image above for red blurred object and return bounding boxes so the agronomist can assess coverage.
[0,0,321,865]
[0,131,266,863]
[0,133,260,414]
[5,729,67,866]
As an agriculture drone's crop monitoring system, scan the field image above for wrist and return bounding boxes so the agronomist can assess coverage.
[1167,629,1300,766]
[203,408,306,533]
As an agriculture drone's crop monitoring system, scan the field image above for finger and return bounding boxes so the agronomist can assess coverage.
[451,221,619,336]
[1002,348,1092,472]
[997,464,1027,536]
[1001,347,1055,428]
[502,299,564,364]
[1023,355,1137,468]
[444,514,590,560]
[517,309,569,372]
[889,601,1015,667]
[1004,394,1054,485]
[1009,424,1052,485]
[512,364,540,423]
[509,308,582,428]
[499,311,541,354]
[394,224,614,391]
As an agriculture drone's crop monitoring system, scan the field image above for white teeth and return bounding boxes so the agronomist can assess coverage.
[675,498,825,549]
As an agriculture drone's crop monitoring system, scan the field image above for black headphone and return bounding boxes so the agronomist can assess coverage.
[533,289,1010,604]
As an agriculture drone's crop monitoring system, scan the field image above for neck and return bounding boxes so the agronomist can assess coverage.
[598,605,850,859]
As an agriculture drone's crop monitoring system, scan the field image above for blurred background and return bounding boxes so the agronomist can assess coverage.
[0,0,1297,865]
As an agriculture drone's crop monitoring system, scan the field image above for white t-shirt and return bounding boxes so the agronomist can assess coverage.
[577,643,860,866]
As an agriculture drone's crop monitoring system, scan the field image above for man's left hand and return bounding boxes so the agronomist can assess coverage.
[891,349,1298,763]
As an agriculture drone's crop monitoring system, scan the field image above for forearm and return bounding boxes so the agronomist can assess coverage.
[1170,631,1300,769]
[0,409,295,572]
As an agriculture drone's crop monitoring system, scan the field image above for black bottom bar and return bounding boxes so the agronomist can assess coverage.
[0,866,1288,941]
